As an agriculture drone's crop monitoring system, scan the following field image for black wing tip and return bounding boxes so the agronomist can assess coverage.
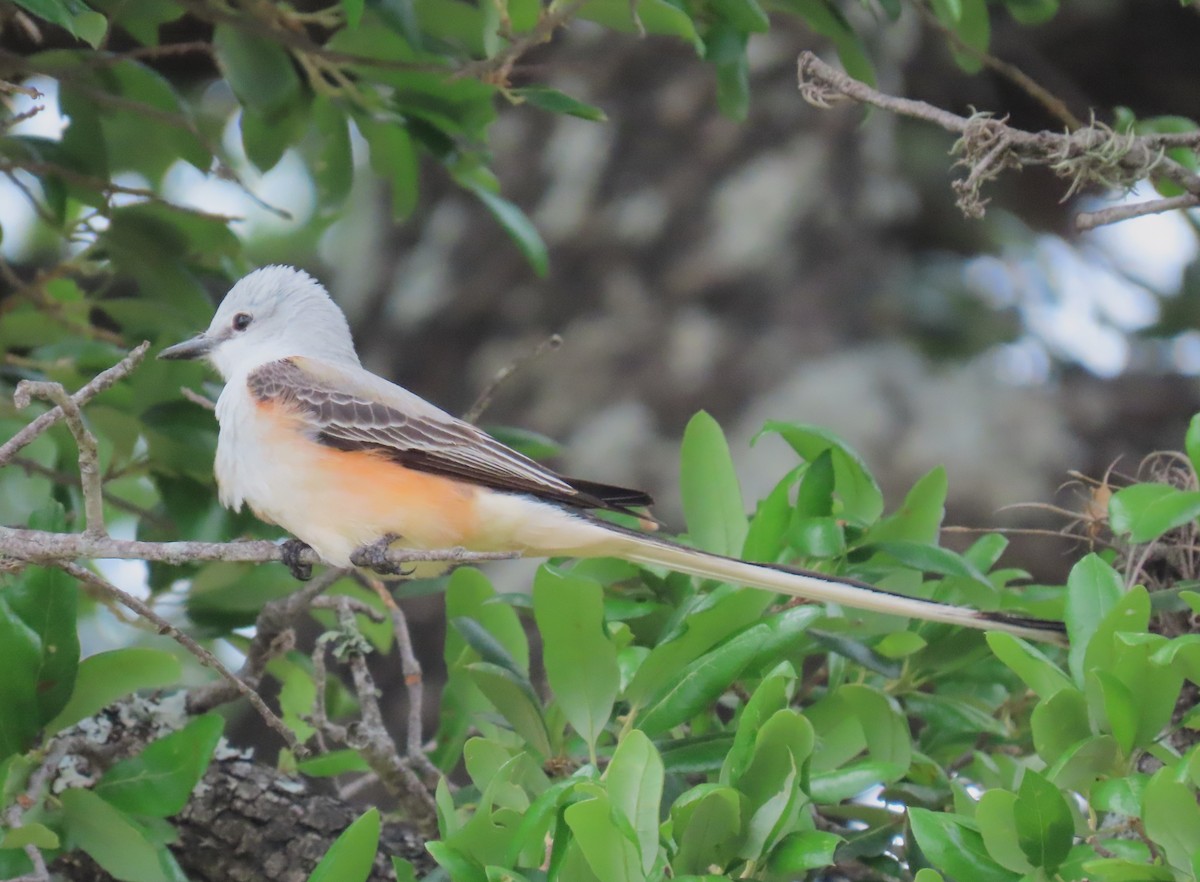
[566,477,655,509]
[978,610,1067,636]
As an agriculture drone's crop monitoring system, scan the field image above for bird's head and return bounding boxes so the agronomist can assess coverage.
[158,266,360,378]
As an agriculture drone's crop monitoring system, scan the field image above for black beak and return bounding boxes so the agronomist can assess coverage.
[158,334,214,361]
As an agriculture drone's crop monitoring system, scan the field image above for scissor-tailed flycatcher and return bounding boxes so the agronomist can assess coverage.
[160,266,1064,643]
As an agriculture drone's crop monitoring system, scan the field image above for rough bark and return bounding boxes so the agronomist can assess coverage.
[52,757,432,882]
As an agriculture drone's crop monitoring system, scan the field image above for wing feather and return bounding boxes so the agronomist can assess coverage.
[247,357,653,515]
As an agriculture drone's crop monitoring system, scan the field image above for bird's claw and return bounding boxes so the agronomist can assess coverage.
[281,538,314,581]
[350,533,414,577]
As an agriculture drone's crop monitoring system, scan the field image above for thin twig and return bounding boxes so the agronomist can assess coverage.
[8,456,165,525]
[57,561,306,756]
[361,575,432,766]
[180,386,218,411]
[14,380,106,536]
[796,51,1200,228]
[1075,193,1200,231]
[186,568,346,713]
[327,598,438,834]
[0,342,150,469]
[463,333,562,424]
[912,0,1083,130]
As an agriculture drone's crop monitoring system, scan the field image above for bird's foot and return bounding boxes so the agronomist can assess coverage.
[281,538,314,581]
[350,533,414,577]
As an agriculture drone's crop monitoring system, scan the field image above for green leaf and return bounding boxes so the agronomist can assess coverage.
[47,648,183,734]
[340,0,364,27]
[466,662,553,756]
[357,116,420,220]
[1087,670,1137,755]
[788,516,846,558]
[670,784,742,874]
[61,788,169,882]
[0,823,60,850]
[862,467,947,545]
[870,540,990,586]
[1044,735,1120,793]
[1187,414,1200,477]
[755,422,883,525]
[0,541,77,739]
[976,790,1034,873]
[1142,767,1200,874]
[514,86,607,121]
[13,0,107,46]
[213,24,302,117]
[297,750,372,778]
[908,809,1019,882]
[391,856,419,882]
[1065,554,1124,685]
[928,0,962,22]
[772,0,874,85]
[1014,770,1073,871]
[624,587,774,707]
[533,566,620,755]
[769,830,843,873]
[0,599,42,761]
[680,411,748,556]
[1004,0,1058,25]
[306,808,380,882]
[577,0,704,51]
[1030,687,1090,763]
[734,709,812,858]
[987,632,1072,699]
[809,760,899,803]
[97,714,224,817]
[605,731,663,874]
[636,623,770,736]
[875,631,928,659]
[1108,483,1200,543]
[459,178,549,276]
[564,795,645,882]
[720,662,794,785]
[947,0,990,73]
[427,840,487,882]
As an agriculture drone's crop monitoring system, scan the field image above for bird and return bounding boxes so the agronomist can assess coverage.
[159,265,1065,644]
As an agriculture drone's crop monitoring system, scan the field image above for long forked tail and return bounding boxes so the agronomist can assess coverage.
[604,529,1066,645]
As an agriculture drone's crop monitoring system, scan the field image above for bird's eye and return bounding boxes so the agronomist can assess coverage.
[232,313,252,332]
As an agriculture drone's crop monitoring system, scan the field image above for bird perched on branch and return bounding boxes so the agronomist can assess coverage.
[160,265,1065,644]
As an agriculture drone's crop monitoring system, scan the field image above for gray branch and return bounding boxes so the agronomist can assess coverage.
[796,51,1200,228]
[0,527,520,568]
[0,341,149,469]
[14,380,107,536]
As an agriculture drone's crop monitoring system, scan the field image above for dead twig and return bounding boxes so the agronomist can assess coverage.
[0,342,150,469]
[463,333,562,424]
[796,51,1200,229]
[58,561,307,755]
[14,380,106,536]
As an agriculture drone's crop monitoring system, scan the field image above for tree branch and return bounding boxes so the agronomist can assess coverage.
[0,527,520,569]
[14,380,107,536]
[796,51,1200,228]
[0,341,150,469]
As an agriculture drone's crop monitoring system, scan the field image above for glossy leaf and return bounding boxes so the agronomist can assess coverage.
[680,411,748,556]
[306,808,380,882]
[97,714,224,817]
[46,647,182,734]
[534,566,620,755]
[60,788,169,882]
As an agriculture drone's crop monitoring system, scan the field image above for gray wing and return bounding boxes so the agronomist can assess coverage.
[247,358,654,514]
